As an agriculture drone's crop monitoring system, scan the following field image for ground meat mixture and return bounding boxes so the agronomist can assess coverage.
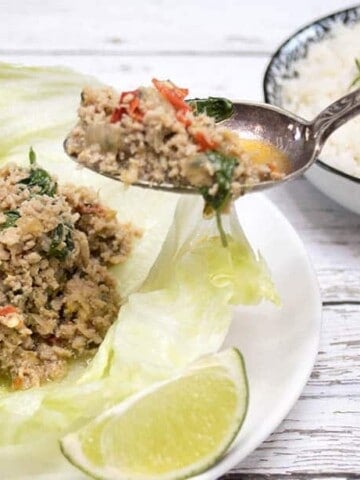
[65,80,284,202]
[0,156,140,390]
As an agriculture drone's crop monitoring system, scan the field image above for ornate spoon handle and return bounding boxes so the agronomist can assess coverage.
[312,88,360,147]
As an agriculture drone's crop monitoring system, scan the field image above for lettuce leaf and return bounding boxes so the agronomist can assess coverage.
[102,198,279,387]
[0,62,279,478]
[0,62,180,298]
[0,196,279,479]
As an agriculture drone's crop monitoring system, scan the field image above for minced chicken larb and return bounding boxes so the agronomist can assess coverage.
[0,152,140,390]
[66,79,284,201]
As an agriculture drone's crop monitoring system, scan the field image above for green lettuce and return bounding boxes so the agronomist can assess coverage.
[0,63,279,478]
[0,62,180,298]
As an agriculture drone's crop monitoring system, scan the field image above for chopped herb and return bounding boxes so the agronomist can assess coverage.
[18,148,57,196]
[29,146,36,166]
[0,210,21,230]
[349,58,360,89]
[198,151,237,247]
[187,97,234,122]
[48,223,74,260]
[19,168,57,196]
[199,151,237,210]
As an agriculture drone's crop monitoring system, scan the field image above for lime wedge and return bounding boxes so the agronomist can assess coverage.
[60,348,249,480]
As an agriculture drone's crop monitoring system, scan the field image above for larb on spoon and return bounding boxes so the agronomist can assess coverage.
[64,80,360,244]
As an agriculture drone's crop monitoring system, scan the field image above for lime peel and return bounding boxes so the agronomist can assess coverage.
[60,348,249,480]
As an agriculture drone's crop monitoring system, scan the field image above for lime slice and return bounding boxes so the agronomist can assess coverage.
[60,348,248,480]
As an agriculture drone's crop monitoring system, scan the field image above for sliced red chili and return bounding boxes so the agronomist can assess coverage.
[176,109,192,127]
[0,305,17,316]
[174,86,189,98]
[110,107,127,123]
[111,89,143,123]
[128,96,144,122]
[193,131,218,151]
[152,78,190,112]
[119,90,138,103]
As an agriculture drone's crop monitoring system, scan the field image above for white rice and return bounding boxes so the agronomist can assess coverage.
[281,22,360,178]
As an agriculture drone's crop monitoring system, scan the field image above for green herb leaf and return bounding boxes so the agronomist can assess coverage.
[29,146,36,166]
[187,97,234,122]
[349,58,360,89]
[0,210,21,230]
[18,149,57,196]
[199,151,237,211]
[198,151,237,247]
[19,168,57,196]
[48,223,74,260]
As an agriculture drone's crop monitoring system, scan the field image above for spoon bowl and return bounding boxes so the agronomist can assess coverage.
[219,102,315,192]
[65,88,360,195]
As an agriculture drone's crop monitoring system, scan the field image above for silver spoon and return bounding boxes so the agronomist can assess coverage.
[64,88,360,194]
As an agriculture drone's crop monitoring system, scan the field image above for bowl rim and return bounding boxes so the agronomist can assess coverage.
[263,4,360,185]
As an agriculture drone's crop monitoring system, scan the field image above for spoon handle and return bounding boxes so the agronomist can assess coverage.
[312,88,360,147]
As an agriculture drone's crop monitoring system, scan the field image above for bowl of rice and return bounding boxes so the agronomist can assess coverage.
[263,5,360,215]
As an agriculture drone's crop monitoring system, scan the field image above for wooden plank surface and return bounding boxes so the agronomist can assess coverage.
[235,304,360,475]
[0,54,268,99]
[0,0,355,54]
[1,0,359,477]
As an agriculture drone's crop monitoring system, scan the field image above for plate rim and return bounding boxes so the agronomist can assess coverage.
[194,193,322,480]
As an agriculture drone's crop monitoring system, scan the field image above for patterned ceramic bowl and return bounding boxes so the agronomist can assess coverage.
[263,5,360,215]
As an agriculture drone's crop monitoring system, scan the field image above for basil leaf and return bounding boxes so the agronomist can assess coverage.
[29,146,36,166]
[199,151,237,211]
[198,151,237,247]
[19,168,57,196]
[0,210,20,230]
[48,223,74,260]
[187,97,234,122]
[18,149,57,197]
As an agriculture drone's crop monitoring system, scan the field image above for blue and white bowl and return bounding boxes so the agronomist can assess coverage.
[263,5,360,215]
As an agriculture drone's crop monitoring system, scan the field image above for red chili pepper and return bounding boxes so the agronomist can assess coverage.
[152,78,190,112]
[176,86,189,98]
[176,109,192,127]
[110,107,127,123]
[119,89,138,103]
[0,305,17,316]
[128,96,144,122]
[193,131,218,151]
[111,89,144,123]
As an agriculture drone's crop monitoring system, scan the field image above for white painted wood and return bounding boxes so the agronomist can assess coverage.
[0,54,267,100]
[234,304,360,475]
[1,0,359,476]
[0,0,353,53]
[318,267,359,302]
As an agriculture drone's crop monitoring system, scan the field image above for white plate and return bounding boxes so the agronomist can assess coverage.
[193,193,322,480]
[18,193,321,480]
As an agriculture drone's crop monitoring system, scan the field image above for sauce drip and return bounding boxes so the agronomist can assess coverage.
[237,138,291,174]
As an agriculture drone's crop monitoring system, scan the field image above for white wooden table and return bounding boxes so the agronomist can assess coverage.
[2,0,359,477]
